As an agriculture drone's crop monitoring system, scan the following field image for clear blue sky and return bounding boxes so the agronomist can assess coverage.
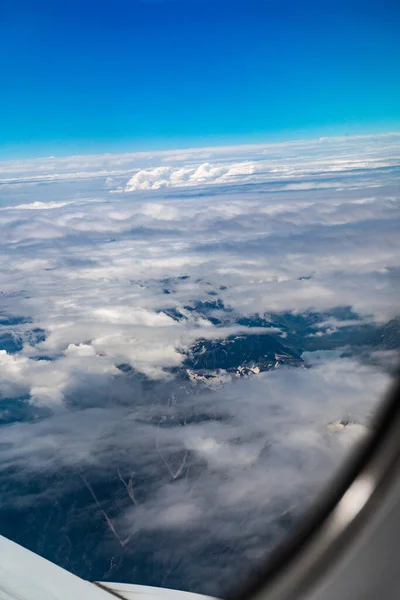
[1,0,399,157]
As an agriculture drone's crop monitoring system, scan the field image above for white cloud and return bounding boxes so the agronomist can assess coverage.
[92,307,176,326]
[123,161,259,191]
[0,351,30,399]
[7,200,75,210]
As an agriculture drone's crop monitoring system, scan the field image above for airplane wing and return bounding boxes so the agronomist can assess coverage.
[0,535,217,600]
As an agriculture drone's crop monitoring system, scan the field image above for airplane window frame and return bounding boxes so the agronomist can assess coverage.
[232,374,400,600]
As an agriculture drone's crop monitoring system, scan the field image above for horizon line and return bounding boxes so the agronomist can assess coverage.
[1,130,400,165]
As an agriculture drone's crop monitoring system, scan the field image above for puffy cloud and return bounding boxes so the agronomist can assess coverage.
[123,161,259,191]
[0,351,30,399]
[92,307,176,326]
[7,201,75,210]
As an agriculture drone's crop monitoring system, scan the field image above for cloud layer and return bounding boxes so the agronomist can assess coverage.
[0,133,399,595]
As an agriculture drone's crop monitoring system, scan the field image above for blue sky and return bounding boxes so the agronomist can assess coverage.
[1,0,399,157]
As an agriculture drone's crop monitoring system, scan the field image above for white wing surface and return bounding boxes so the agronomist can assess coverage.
[0,536,216,600]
